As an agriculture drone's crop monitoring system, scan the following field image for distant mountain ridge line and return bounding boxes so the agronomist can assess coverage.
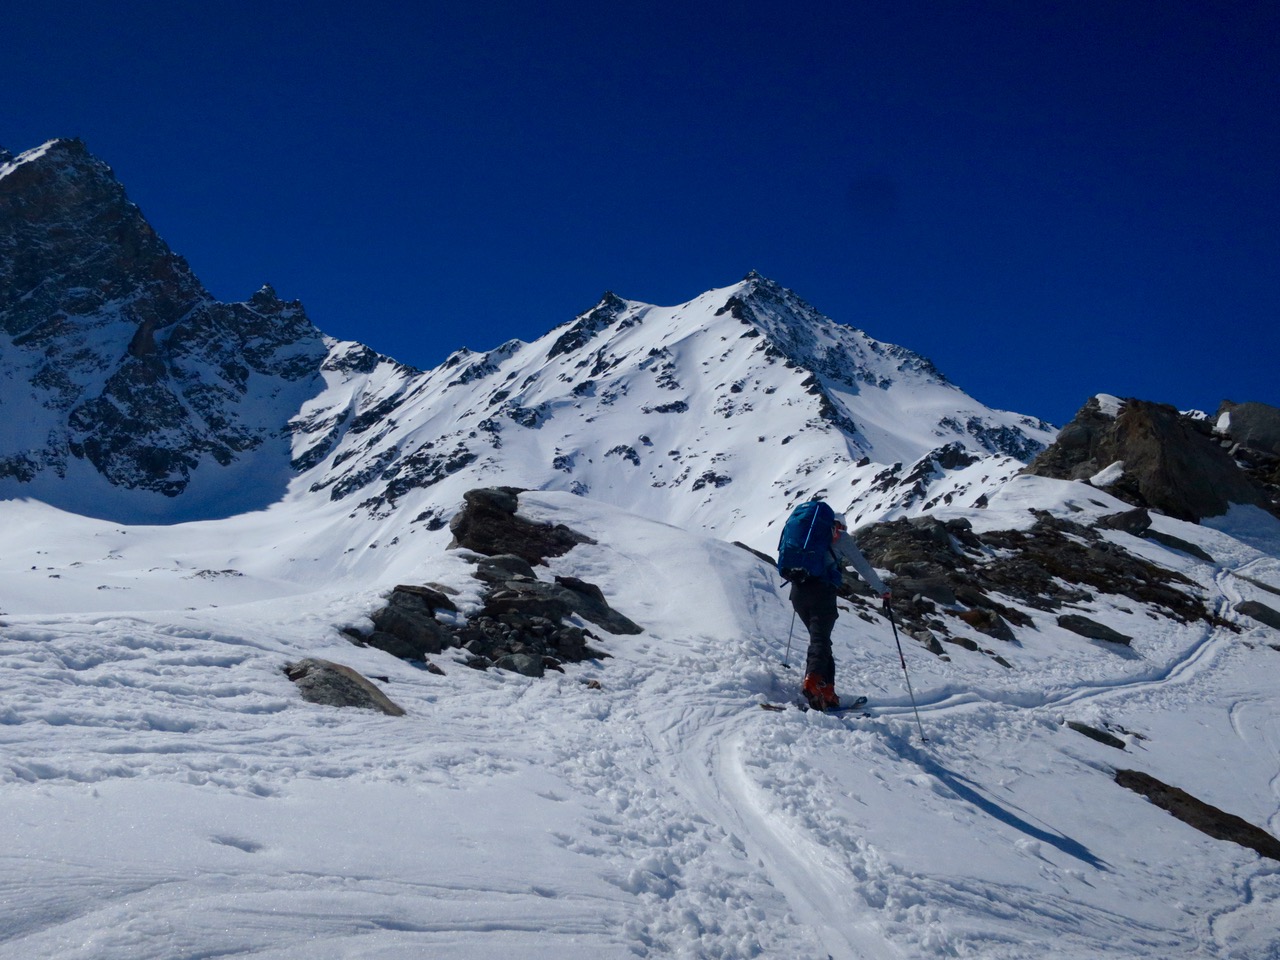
[2,138,1055,540]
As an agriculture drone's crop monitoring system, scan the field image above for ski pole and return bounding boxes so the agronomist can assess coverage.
[886,603,928,743]
[782,610,797,668]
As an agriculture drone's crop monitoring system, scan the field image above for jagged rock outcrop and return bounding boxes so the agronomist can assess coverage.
[448,487,596,564]
[853,510,1229,661]
[1,139,331,504]
[1024,396,1271,522]
[354,488,638,678]
[1216,401,1280,512]
[1217,401,1280,457]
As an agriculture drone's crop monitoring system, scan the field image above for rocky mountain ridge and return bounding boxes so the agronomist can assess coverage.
[2,138,1056,546]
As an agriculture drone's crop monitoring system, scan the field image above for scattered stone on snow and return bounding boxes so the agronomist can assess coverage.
[1057,614,1133,646]
[1065,720,1127,750]
[1114,768,1280,862]
[851,508,1227,661]
[284,658,406,716]
[1235,600,1280,630]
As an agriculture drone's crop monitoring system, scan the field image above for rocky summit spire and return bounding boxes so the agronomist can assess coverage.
[0,140,330,512]
[0,139,206,340]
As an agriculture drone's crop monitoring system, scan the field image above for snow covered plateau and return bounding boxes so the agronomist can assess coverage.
[3,139,1280,959]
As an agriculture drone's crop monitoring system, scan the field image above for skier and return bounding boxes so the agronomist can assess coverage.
[778,501,890,710]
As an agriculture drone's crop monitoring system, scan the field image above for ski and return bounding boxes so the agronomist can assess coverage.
[760,695,868,715]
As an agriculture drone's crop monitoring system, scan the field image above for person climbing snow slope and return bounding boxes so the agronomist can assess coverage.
[777,499,890,710]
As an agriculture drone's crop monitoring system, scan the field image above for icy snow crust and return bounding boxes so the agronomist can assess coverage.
[3,478,1280,959]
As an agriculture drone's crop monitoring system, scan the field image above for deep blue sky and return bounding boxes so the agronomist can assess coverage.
[6,1,1277,425]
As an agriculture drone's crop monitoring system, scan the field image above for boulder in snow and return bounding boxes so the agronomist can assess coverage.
[1115,768,1280,862]
[284,658,406,716]
[1057,614,1133,646]
[1236,600,1280,630]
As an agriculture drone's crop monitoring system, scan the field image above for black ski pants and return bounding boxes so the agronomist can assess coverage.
[790,578,839,685]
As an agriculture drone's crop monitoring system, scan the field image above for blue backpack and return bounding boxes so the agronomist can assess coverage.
[777,500,836,582]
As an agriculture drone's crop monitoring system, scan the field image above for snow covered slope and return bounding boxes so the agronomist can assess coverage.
[2,485,1279,958]
[4,137,1280,959]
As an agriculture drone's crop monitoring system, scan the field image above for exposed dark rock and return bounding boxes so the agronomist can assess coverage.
[1066,720,1126,749]
[1218,401,1280,458]
[1145,530,1215,563]
[547,292,629,359]
[1218,403,1280,513]
[449,486,595,565]
[284,658,406,716]
[370,589,453,657]
[364,630,426,661]
[1024,397,1270,522]
[1096,508,1152,536]
[1236,600,1280,630]
[554,576,644,635]
[389,583,458,614]
[483,582,574,623]
[953,607,1017,642]
[895,576,958,607]
[981,514,1214,627]
[854,508,1226,657]
[1057,614,1133,645]
[362,490,633,678]
[1115,769,1280,862]
[473,554,539,584]
[1,139,333,505]
[493,652,545,677]
[691,470,733,491]
[482,577,642,636]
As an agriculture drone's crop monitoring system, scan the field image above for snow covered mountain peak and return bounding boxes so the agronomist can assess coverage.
[2,138,1053,547]
[292,267,1056,548]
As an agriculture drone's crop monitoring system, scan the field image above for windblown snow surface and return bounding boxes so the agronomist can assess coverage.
[3,476,1280,959]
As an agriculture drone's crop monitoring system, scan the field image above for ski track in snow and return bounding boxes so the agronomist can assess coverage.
[2,490,1280,958]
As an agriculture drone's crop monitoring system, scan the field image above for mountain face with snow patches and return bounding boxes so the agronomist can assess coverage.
[5,139,1280,960]
[0,139,354,519]
[2,139,1054,539]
